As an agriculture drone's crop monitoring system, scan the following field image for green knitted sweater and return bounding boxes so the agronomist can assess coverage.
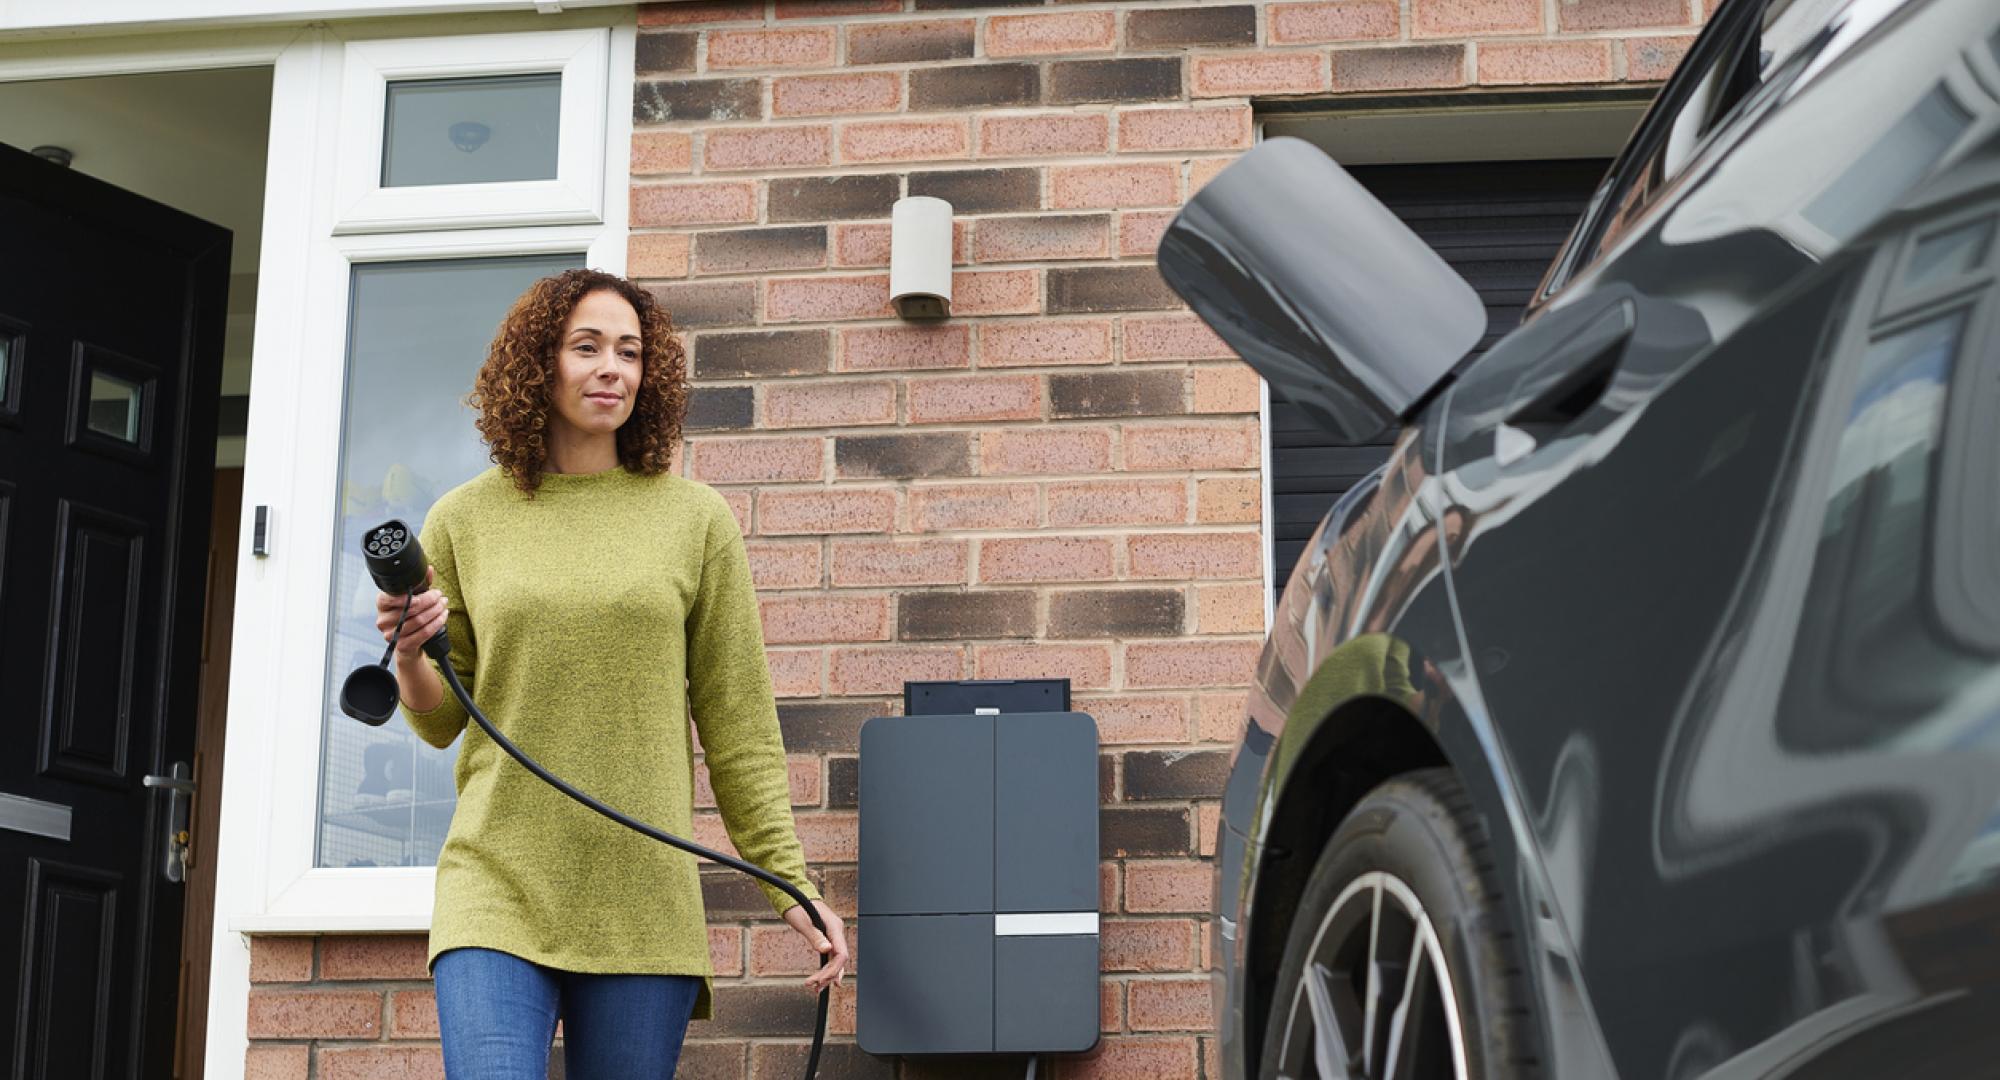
[401,464,818,1020]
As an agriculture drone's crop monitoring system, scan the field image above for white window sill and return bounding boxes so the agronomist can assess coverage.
[229,910,431,935]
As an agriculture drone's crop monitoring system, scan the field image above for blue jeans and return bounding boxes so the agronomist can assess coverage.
[433,947,701,1079]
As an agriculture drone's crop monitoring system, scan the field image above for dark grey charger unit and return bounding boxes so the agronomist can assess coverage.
[902,678,1069,717]
[856,709,1100,1056]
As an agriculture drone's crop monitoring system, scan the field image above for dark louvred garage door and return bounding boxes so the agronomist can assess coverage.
[1269,158,1610,591]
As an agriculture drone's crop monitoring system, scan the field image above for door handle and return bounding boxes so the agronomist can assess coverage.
[142,773,195,795]
[143,762,195,884]
[1493,299,1637,466]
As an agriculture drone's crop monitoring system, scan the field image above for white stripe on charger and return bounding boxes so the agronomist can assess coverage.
[993,912,1098,937]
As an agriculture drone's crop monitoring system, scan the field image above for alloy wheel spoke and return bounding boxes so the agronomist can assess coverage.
[1379,926,1437,1080]
[1302,960,1360,1079]
[1360,881,1384,1076]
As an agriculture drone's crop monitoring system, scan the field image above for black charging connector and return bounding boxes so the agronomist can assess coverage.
[340,518,833,1079]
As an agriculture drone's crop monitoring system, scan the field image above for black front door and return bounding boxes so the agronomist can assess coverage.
[0,141,228,1078]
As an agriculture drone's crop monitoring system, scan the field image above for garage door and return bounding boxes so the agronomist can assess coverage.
[1269,158,1611,590]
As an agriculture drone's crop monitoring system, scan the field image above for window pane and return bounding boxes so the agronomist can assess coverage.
[1582,23,1770,267]
[86,371,142,443]
[382,73,562,188]
[317,253,580,869]
[1904,216,1993,292]
[0,333,12,401]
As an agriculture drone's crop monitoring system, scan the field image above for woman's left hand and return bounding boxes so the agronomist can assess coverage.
[782,899,849,992]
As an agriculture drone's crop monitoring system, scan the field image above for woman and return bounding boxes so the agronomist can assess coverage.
[377,268,847,1078]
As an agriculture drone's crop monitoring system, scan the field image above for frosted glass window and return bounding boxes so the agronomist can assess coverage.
[382,73,561,188]
[86,371,142,443]
[316,252,580,869]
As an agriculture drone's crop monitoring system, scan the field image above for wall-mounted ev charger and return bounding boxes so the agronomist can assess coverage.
[857,680,1099,1057]
[903,678,1068,717]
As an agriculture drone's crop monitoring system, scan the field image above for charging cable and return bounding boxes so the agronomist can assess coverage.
[342,523,832,1080]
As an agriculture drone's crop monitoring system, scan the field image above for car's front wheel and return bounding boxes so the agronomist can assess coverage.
[1258,768,1539,1080]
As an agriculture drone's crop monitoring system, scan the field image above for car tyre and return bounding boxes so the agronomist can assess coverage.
[1258,768,1540,1079]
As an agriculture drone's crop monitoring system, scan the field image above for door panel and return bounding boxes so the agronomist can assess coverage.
[44,499,148,786]
[20,858,120,1079]
[0,140,229,1079]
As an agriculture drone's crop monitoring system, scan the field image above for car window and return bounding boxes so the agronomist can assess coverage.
[1579,10,1770,266]
[1535,0,1857,304]
[1758,0,1856,70]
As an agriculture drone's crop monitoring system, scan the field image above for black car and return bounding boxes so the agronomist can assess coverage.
[1158,0,2000,1076]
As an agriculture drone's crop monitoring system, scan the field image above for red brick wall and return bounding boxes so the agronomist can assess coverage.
[633,6,1280,1078]
[239,1,1708,1077]
[243,936,442,1079]
[637,6,1281,1078]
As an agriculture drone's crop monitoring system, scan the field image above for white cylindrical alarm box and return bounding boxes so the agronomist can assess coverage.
[889,195,953,320]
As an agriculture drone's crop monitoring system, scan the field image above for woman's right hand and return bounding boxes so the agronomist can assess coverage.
[376,565,449,660]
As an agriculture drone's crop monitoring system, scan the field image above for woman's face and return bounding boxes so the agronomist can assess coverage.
[550,287,644,439]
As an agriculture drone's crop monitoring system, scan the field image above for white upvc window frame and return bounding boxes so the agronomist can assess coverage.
[333,28,609,234]
[1,0,628,35]
[256,220,620,929]
[227,20,631,934]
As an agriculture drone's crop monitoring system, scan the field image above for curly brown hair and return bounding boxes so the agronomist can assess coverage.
[467,268,688,496]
